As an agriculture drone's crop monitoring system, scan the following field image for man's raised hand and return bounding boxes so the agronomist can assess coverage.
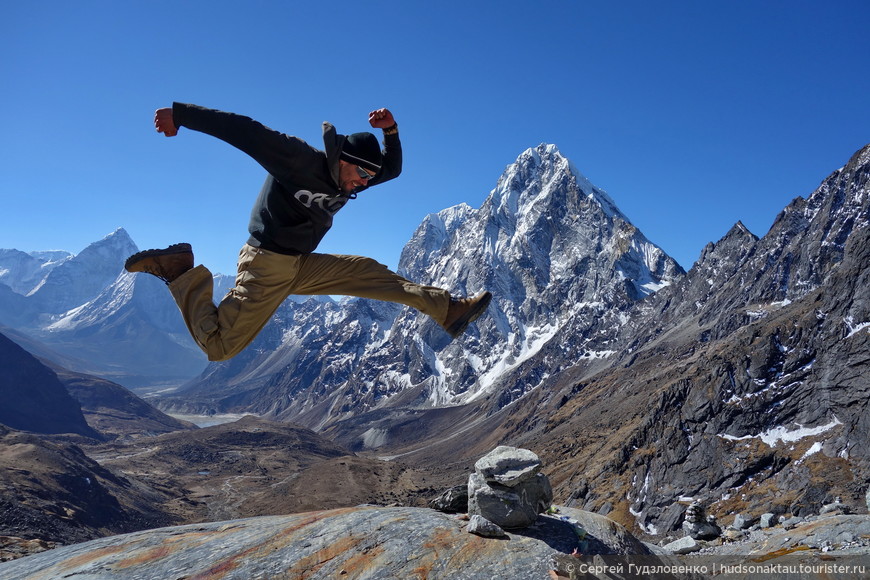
[155,108,178,137]
[368,108,396,130]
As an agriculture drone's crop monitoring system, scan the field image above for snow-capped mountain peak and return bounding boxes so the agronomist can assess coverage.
[491,144,628,224]
[25,228,139,312]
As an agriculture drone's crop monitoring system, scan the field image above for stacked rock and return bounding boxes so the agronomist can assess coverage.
[467,446,553,533]
[682,500,720,540]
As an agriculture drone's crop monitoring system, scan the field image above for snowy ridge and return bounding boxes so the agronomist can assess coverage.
[463,320,560,404]
[0,248,72,295]
[26,228,139,313]
[47,271,136,331]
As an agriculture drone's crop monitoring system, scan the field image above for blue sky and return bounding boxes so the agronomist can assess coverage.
[2,1,869,277]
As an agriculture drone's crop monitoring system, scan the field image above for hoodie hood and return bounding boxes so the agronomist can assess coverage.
[322,121,345,188]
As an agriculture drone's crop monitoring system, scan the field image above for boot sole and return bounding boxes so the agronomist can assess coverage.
[124,243,192,272]
[446,291,493,338]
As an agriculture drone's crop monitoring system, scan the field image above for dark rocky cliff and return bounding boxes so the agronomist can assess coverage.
[0,332,98,439]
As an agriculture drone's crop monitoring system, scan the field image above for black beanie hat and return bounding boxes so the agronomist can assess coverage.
[340,132,383,173]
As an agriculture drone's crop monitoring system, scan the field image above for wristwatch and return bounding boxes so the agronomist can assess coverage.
[383,123,398,135]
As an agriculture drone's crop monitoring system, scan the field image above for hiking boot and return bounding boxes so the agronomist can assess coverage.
[442,291,492,338]
[124,243,193,284]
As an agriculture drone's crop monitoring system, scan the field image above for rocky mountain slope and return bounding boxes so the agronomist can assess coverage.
[53,368,197,442]
[0,332,98,439]
[0,337,448,555]
[533,144,870,536]
[0,413,449,560]
[0,326,196,444]
[0,423,178,547]
[0,330,199,549]
[0,341,448,560]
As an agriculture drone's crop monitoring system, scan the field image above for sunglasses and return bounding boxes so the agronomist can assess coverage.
[355,166,376,181]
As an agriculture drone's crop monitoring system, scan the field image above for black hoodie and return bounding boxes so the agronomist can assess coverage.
[171,102,402,254]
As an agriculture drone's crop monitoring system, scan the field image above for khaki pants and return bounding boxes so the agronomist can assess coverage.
[169,244,452,361]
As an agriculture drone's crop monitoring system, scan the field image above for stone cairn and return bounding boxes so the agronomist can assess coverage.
[682,500,720,541]
[429,445,553,537]
[429,446,553,538]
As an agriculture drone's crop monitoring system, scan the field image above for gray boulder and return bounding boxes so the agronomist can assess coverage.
[663,536,702,554]
[555,507,655,555]
[759,513,778,528]
[866,486,870,512]
[468,471,553,529]
[466,514,507,538]
[474,445,542,486]
[731,513,756,530]
[820,498,849,515]
[428,484,468,513]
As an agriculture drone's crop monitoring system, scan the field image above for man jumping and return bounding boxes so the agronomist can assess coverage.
[125,103,491,361]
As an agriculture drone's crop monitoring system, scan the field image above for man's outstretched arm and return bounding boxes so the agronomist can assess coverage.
[151,103,320,183]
